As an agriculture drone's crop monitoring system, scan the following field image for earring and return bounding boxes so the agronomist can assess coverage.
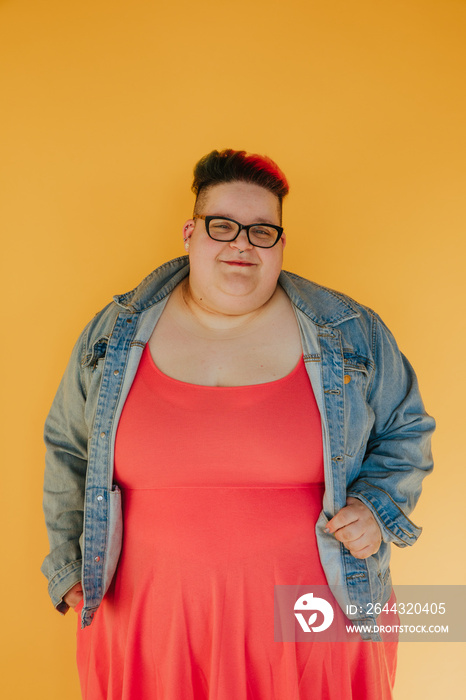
[184,240,190,250]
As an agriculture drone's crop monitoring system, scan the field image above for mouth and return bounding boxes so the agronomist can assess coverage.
[221,260,255,267]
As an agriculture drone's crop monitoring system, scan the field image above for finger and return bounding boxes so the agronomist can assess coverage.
[347,544,375,559]
[64,588,83,607]
[64,582,83,601]
[333,522,365,544]
[325,505,360,534]
[349,537,381,557]
[69,594,84,608]
[342,530,381,557]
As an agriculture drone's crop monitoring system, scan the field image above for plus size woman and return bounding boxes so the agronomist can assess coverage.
[42,149,435,699]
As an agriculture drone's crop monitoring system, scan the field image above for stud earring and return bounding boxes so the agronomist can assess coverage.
[184,241,190,250]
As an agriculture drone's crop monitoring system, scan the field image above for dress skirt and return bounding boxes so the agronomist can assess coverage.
[76,344,397,699]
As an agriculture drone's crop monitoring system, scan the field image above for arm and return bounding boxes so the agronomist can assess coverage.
[328,312,435,555]
[41,329,89,613]
[346,312,435,548]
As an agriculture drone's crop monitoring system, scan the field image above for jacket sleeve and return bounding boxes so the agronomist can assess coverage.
[346,312,435,547]
[41,327,89,613]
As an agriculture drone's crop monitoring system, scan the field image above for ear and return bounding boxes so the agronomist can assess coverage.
[280,232,287,249]
[183,219,195,250]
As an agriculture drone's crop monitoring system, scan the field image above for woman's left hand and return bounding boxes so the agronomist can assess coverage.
[324,497,382,559]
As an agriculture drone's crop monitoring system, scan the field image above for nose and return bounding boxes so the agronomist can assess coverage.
[230,227,253,251]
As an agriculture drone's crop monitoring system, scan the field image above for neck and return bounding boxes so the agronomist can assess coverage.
[179,277,280,334]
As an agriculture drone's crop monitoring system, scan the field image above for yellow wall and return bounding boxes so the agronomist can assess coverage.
[1,0,464,697]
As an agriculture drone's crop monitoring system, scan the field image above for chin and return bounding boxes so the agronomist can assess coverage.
[217,285,277,313]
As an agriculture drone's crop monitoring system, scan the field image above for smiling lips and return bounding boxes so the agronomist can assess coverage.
[222,260,255,267]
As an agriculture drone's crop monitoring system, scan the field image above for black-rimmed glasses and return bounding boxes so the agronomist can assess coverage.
[193,215,284,249]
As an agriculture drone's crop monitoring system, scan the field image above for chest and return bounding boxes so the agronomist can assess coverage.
[148,298,303,387]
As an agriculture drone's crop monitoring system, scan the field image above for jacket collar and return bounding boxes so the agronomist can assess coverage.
[113,256,190,312]
[113,256,360,327]
[278,270,360,327]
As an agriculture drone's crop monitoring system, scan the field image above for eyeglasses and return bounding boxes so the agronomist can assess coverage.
[193,215,284,249]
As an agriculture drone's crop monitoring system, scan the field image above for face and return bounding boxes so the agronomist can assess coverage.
[183,181,286,317]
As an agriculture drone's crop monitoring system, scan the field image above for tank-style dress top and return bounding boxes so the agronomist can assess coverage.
[76,343,397,699]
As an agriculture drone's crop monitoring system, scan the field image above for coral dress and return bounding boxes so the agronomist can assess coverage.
[76,344,397,699]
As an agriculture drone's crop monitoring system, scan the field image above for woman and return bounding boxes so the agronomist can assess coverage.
[42,149,435,699]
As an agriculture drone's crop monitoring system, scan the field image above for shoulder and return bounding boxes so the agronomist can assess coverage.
[112,256,189,312]
[279,269,380,329]
[278,269,403,366]
[75,256,191,362]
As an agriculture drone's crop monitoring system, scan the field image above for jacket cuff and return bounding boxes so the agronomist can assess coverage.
[45,560,82,614]
[346,480,422,547]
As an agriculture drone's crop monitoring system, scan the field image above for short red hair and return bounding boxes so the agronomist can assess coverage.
[192,149,289,220]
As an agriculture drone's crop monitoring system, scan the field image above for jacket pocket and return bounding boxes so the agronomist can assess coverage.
[102,484,123,597]
[82,336,109,370]
[83,336,110,428]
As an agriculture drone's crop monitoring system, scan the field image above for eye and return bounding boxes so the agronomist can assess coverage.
[209,219,236,235]
[250,226,274,239]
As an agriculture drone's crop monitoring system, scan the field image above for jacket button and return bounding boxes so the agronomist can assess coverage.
[100,431,106,438]
[97,495,103,502]
[344,374,351,384]
[94,556,101,562]
[113,369,120,376]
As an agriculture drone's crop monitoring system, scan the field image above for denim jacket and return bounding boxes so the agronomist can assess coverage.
[41,256,435,640]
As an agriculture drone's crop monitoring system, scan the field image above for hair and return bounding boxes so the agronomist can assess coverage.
[192,149,289,221]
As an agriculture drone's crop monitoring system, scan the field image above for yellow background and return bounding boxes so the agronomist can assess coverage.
[1,0,465,697]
